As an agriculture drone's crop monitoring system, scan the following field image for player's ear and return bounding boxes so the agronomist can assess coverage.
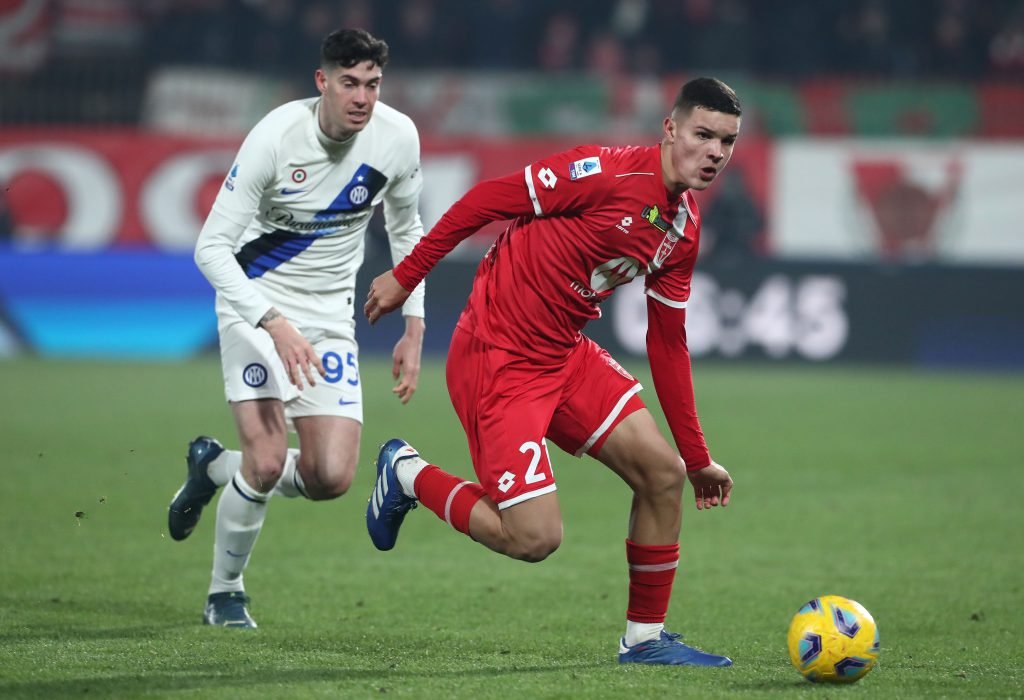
[664,117,676,143]
[315,68,327,94]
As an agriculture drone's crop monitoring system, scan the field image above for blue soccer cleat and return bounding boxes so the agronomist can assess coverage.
[203,591,257,628]
[168,436,224,541]
[366,438,420,551]
[618,631,733,666]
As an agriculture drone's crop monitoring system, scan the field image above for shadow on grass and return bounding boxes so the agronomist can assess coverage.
[0,661,609,698]
[0,625,176,644]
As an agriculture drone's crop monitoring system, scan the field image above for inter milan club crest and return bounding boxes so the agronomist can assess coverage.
[349,185,370,205]
[243,363,268,387]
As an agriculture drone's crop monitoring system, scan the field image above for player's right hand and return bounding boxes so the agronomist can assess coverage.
[365,270,412,325]
[687,461,733,511]
[262,314,326,389]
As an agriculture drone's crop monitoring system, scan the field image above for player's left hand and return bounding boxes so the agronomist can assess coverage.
[687,460,733,511]
[365,270,412,325]
[261,311,326,390]
[391,317,424,403]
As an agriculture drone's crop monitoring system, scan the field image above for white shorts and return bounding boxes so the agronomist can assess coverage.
[219,320,363,426]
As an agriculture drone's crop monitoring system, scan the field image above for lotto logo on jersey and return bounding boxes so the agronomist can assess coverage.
[569,157,602,181]
[537,167,557,189]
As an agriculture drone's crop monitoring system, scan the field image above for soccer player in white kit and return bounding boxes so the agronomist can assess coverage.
[167,28,426,628]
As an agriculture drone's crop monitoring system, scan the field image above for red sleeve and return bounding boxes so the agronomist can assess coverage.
[646,296,712,472]
[393,144,610,291]
[526,144,611,216]
[393,171,534,291]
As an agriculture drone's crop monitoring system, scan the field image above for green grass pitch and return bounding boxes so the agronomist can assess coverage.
[0,356,1021,698]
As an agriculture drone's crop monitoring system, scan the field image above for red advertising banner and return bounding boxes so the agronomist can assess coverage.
[0,129,771,251]
[0,129,240,248]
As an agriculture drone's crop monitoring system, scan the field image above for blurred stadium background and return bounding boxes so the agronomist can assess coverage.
[1,0,1023,367]
[2,3,1024,696]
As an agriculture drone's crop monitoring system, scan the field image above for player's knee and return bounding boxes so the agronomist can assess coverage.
[300,456,357,500]
[244,453,287,491]
[304,470,353,500]
[632,452,686,497]
[509,529,562,563]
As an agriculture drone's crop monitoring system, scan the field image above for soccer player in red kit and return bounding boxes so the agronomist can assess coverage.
[364,77,739,666]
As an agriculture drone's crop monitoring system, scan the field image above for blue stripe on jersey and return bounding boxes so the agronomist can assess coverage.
[235,229,319,278]
[316,163,388,219]
[234,163,389,278]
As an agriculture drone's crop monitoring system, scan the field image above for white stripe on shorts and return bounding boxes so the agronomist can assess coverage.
[575,382,643,457]
[497,484,557,510]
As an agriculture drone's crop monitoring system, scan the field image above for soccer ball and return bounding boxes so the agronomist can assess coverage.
[787,595,879,683]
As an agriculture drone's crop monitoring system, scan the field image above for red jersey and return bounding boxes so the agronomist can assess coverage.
[398,145,699,360]
[395,144,713,471]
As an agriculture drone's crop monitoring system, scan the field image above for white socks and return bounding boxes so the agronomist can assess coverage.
[396,455,428,497]
[206,449,242,487]
[209,473,269,595]
[272,449,308,498]
[624,621,665,647]
[206,448,307,498]
[206,447,310,595]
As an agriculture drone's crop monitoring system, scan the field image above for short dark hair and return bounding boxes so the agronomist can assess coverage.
[320,28,389,70]
[673,77,741,118]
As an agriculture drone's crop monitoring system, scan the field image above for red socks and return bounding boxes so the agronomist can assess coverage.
[626,539,679,623]
[413,465,485,536]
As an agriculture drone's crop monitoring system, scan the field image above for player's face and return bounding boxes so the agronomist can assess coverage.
[315,60,382,141]
[661,107,741,193]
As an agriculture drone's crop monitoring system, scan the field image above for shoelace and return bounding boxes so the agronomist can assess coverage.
[641,634,675,649]
[639,632,700,650]
[385,496,417,517]
[220,598,250,618]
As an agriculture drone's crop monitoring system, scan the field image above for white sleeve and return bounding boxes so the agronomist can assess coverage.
[194,122,278,327]
[383,198,426,318]
[383,127,426,318]
[194,210,274,327]
[210,120,277,227]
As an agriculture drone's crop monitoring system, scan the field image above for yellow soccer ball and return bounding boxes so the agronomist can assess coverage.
[787,595,880,683]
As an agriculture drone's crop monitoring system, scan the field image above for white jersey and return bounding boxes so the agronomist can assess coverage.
[195,97,425,340]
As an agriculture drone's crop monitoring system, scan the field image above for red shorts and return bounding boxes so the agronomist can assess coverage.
[445,326,645,509]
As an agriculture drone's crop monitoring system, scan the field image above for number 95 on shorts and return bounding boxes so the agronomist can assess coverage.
[220,322,363,423]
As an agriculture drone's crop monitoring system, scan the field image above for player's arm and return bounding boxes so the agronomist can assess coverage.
[381,126,427,322]
[365,170,534,323]
[194,132,324,388]
[646,296,733,510]
[193,210,274,329]
[381,152,428,403]
[365,144,607,323]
